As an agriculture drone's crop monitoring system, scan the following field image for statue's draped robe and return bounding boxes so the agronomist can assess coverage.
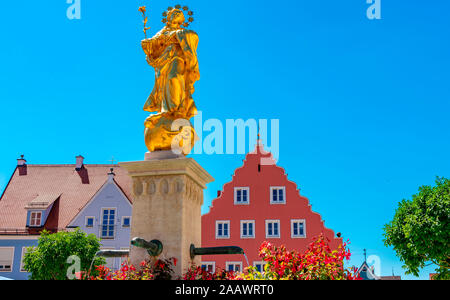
[142,28,199,120]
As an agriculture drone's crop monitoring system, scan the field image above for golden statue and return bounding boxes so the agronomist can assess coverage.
[140,5,199,154]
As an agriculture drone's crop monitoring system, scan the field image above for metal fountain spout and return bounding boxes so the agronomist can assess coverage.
[95,249,130,258]
[190,244,244,260]
[95,239,244,263]
[131,237,164,257]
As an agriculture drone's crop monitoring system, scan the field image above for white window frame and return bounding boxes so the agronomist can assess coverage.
[215,221,230,239]
[122,216,131,228]
[100,208,117,240]
[265,220,281,239]
[226,261,243,273]
[234,187,250,205]
[29,211,42,227]
[201,262,216,273]
[240,220,255,239]
[253,261,267,273]
[0,247,14,273]
[20,247,35,272]
[291,219,307,238]
[85,216,95,228]
[270,186,286,205]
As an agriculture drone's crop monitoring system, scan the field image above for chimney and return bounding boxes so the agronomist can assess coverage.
[17,155,27,166]
[217,190,222,197]
[75,155,84,171]
[108,168,115,182]
[17,155,27,176]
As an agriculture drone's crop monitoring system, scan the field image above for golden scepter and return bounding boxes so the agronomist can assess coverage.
[139,6,150,39]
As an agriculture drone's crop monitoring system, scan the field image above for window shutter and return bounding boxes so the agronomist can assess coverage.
[0,248,14,266]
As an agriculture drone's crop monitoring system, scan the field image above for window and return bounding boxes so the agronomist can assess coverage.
[85,217,95,228]
[122,217,131,228]
[101,209,116,239]
[29,211,42,227]
[270,187,286,204]
[291,220,306,238]
[266,220,280,238]
[216,221,230,239]
[0,247,14,272]
[240,220,255,239]
[234,187,250,205]
[201,262,215,274]
[254,261,266,273]
[20,247,34,272]
[226,262,242,273]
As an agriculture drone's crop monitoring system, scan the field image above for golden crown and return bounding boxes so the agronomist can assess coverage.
[162,4,194,28]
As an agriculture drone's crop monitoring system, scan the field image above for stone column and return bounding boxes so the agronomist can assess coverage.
[119,154,214,278]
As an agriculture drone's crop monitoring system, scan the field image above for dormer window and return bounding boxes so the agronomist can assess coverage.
[234,187,250,205]
[30,212,42,227]
[25,194,59,228]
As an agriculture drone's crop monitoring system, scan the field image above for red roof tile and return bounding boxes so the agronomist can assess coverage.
[0,165,132,233]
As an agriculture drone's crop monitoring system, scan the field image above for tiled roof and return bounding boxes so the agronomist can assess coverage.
[24,193,61,210]
[0,164,132,233]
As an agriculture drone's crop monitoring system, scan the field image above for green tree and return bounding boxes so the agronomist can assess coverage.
[383,177,450,279]
[23,229,105,280]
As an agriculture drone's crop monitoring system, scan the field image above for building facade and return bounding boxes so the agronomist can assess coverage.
[201,140,342,273]
[0,156,132,279]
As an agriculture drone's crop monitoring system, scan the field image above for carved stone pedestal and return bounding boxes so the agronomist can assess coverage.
[119,154,214,278]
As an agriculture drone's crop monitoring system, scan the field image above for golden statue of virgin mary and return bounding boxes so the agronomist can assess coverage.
[141,6,199,154]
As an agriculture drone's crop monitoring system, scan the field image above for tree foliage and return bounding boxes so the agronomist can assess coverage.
[23,229,104,280]
[383,177,450,279]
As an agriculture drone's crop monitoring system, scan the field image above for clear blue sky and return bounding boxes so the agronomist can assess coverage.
[1,1,449,280]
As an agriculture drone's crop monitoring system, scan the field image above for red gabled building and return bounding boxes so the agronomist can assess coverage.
[201,139,342,273]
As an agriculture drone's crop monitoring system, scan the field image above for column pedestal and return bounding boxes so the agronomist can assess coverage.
[119,154,214,278]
